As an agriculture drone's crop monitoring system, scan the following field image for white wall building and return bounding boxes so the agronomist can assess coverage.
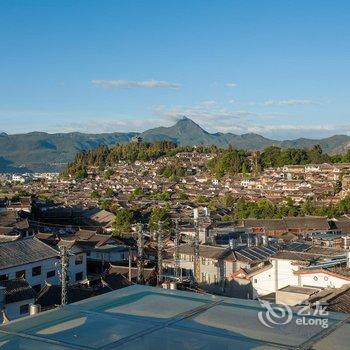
[250,251,350,299]
[0,238,88,293]
[0,280,36,322]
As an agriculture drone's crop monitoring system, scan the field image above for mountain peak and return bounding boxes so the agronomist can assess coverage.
[176,116,194,123]
[174,116,202,128]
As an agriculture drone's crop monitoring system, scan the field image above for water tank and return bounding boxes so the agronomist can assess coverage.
[29,304,41,315]
[169,282,177,290]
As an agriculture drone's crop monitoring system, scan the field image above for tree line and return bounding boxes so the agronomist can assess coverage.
[208,194,350,222]
[61,140,350,180]
[61,141,180,178]
[208,145,350,178]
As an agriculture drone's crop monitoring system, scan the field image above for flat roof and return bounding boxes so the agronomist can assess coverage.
[0,285,349,349]
[278,285,319,295]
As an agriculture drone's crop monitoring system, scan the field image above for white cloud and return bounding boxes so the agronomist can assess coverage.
[91,79,180,89]
[246,124,350,140]
[201,100,217,106]
[264,99,321,106]
[226,82,238,88]
[51,117,163,133]
[153,102,350,139]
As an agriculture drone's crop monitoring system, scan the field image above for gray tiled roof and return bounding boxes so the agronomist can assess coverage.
[178,244,229,259]
[244,219,286,230]
[284,216,329,230]
[0,238,59,270]
[0,278,36,303]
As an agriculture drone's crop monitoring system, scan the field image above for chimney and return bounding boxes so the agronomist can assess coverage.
[347,252,350,268]
[255,235,260,246]
[193,208,199,222]
[198,226,208,244]
[229,238,236,250]
[204,207,209,217]
[262,235,268,246]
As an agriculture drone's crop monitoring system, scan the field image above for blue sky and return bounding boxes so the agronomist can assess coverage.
[0,0,349,139]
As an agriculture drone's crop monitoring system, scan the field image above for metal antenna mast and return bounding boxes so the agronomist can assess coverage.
[59,245,69,306]
[136,223,144,284]
[157,221,163,286]
[174,219,180,279]
[128,246,132,282]
[193,209,200,283]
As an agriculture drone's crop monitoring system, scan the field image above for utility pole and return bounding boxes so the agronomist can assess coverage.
[174,219,180,279]
[157,221,163,286]
[59,245,69,306]
[193,209,200,283]
[136,223,144,284]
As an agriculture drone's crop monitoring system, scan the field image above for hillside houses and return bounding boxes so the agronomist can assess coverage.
[3,157,350,212]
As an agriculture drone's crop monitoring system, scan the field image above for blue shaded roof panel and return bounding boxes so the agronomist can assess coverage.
[0,285,349,349]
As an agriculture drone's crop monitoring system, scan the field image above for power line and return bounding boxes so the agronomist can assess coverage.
[28,219,106,229]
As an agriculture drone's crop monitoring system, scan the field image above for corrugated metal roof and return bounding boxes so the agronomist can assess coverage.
[0,237,59,270]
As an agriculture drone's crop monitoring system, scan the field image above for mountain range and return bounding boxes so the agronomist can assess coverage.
[1,117,350,172]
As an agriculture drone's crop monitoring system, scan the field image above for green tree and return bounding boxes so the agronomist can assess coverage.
[149,207,173,232]
[91,190,101,199]
[113,208,136,235]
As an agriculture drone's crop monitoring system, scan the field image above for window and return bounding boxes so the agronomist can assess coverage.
[16,270,26,279]
[0,274,9,281]
[75,272,83,282]
[201,273,206,283]
[20,304,29,315]
[47,270,55,278]
[214,275,219,285]
[254,278,258,284]
[32,284,42,293]
[75,254,83,265]
[313,276,318,281]
[32,266,41,277]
